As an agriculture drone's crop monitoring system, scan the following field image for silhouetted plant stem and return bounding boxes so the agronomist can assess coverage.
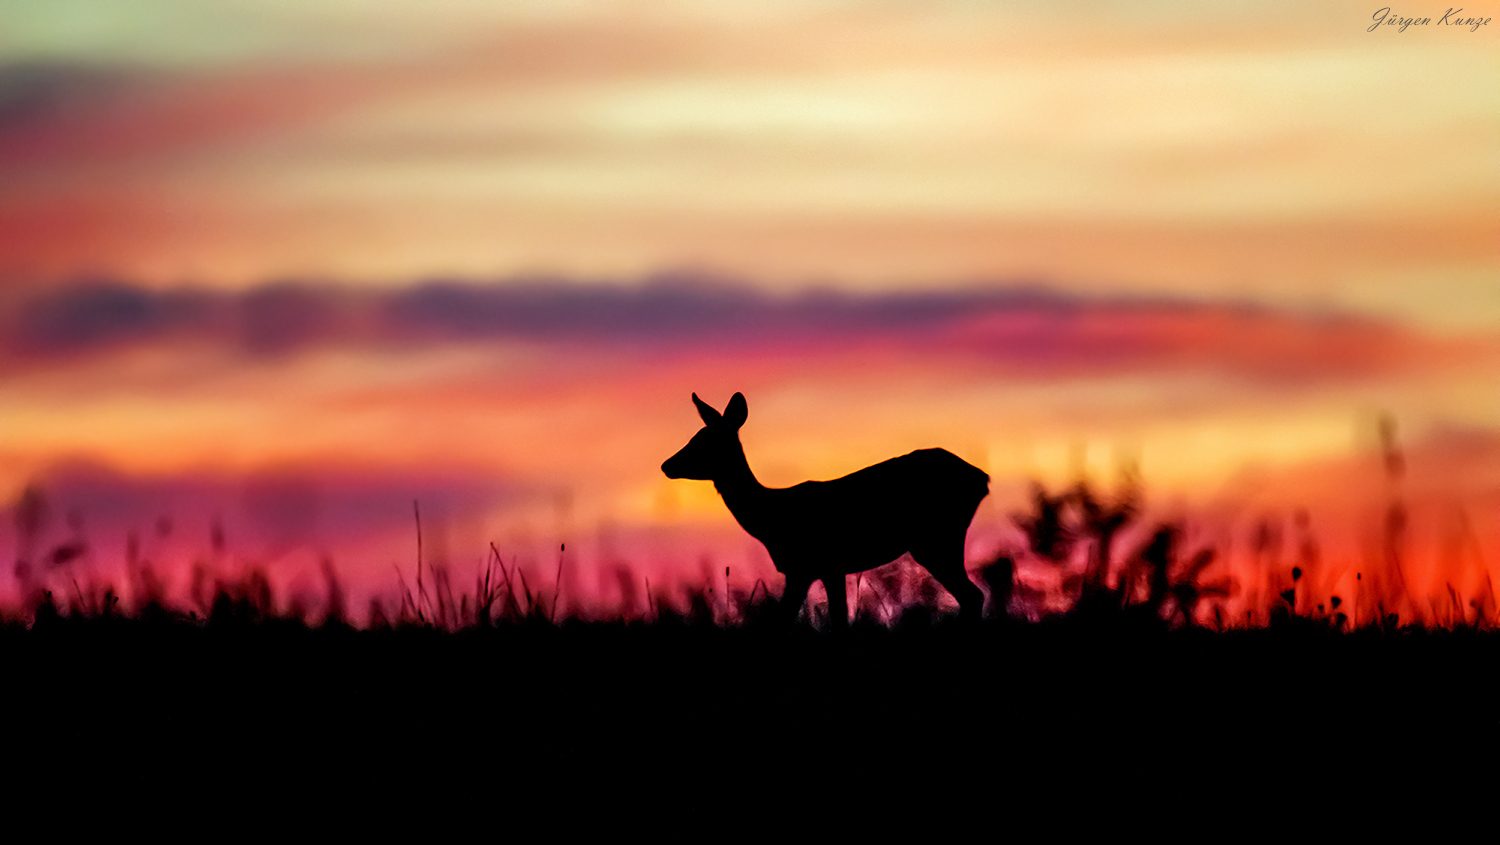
[414,499,434,624]
[552,545,565,623]
[394,563,416,622]
[517,566,533,616]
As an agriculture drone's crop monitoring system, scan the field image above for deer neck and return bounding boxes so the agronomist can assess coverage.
[713,442,769,533]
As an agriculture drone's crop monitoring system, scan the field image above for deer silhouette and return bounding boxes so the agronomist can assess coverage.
[661,392,988,627]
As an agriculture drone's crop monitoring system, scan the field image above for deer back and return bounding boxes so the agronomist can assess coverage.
[752,448,988,571]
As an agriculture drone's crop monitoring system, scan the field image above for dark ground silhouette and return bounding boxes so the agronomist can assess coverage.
[4,585,1496,823]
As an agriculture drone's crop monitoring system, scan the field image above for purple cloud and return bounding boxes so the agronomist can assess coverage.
[0,276,1478,382]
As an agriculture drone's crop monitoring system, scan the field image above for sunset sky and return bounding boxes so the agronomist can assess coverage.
[2,1,1496,620]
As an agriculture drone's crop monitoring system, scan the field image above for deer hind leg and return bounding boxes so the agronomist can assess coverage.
[821,572,848,631]
[913,540,984,623]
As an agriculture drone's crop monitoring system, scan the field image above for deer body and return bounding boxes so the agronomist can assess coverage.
[662,392,988,626]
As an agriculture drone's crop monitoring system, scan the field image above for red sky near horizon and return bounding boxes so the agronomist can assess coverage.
[2,1,1497,623]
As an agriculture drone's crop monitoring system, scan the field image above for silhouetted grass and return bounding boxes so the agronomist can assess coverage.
[3,559,1494,830]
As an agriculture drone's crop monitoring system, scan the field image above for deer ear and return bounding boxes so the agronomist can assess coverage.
[723,392,747,429]
[692,393,722,426]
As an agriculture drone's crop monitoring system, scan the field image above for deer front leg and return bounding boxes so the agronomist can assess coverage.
[822,572,848,632]
[781,571,813,625]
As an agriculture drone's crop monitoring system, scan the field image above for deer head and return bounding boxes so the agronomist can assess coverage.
[661,392,748,481]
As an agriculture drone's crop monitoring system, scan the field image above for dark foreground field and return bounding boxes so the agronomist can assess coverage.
[5,605,1497,826]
